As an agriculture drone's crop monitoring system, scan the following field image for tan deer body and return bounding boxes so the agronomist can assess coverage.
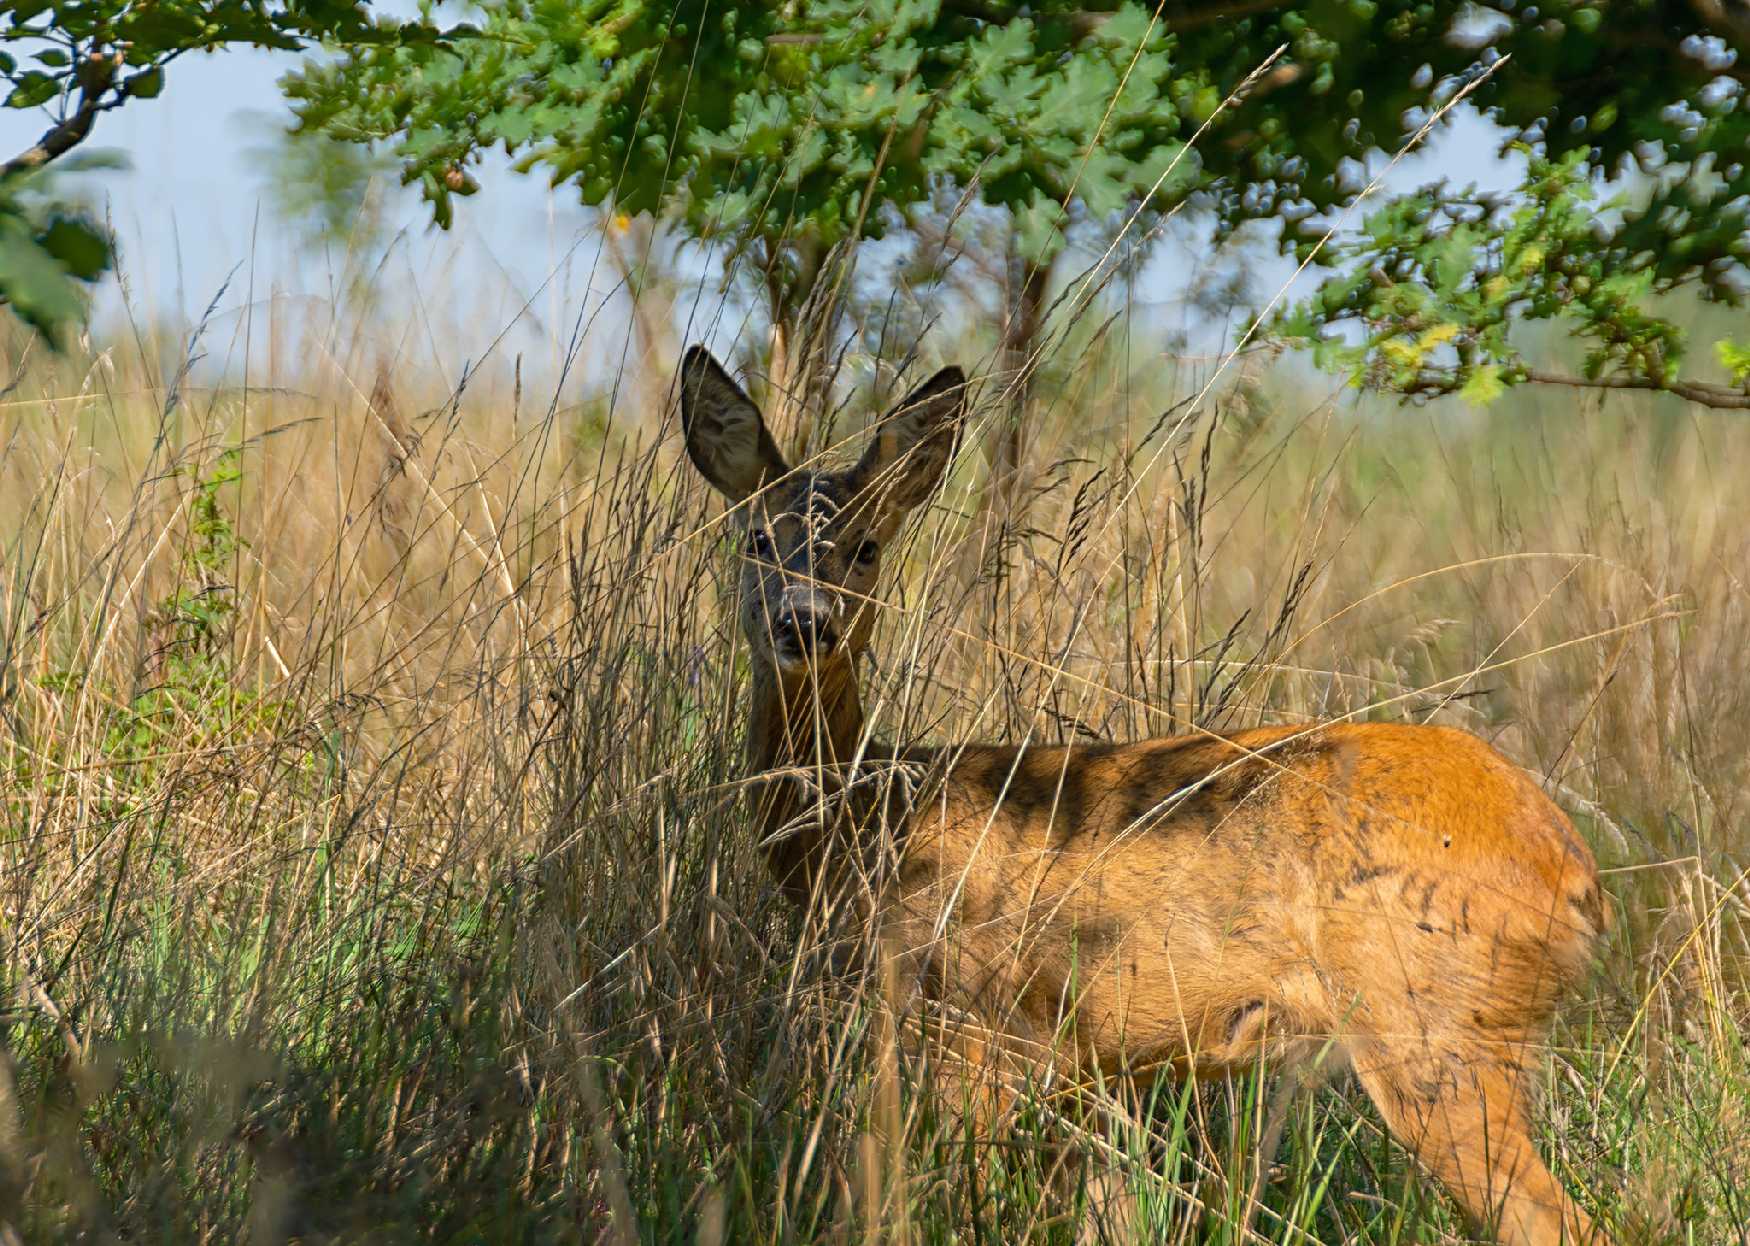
[680,346,1611,1246]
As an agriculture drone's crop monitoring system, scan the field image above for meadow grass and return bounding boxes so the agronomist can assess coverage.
[0,279,1746,1245]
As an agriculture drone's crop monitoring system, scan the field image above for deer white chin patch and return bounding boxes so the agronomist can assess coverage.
[772,645,817,676]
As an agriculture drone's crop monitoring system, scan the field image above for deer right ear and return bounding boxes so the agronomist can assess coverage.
[853,364,967,513]
[678,347,790,502]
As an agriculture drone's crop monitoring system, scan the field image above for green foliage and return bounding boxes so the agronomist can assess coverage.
[0,165,112,344]
[241,109,395,254]
[282,0,1750,281]
[163,449,243,656]
[1176,2,1750,291]
[1248,0,1750,407]
[2,0,433,105]
[1278,147,1747,406]
[1,1,450,341]
[36,450,286,781]
[110,450,283,765]
[285,0,1193,271]
[1,0,402,87]
[9,0,1750,410]
[1717,338,1750,386]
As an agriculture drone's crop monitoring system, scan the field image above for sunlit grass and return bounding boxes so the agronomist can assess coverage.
[1,265,1746,1244]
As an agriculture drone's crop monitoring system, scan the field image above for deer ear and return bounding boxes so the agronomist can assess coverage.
[678,346,790,502]
[854,365,967,512]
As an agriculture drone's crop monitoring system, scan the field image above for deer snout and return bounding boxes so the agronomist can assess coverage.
[770,588,840,663]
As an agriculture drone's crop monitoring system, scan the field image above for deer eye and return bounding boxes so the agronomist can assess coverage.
[854,539,879,566]
[747,529,774,560]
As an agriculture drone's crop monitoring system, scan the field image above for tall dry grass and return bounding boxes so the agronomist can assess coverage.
[0,265,1746,1244]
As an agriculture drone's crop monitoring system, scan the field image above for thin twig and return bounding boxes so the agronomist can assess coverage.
[1522,366,1750,411]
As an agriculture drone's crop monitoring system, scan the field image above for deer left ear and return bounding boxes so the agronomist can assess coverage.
[854,366,967,512]
[678,346,791,503]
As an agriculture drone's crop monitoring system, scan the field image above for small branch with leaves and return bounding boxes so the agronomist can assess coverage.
[1,44,171,177]
[1279,149,1750,415]
[0,2,451,344]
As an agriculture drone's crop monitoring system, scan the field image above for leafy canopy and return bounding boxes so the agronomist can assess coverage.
[286,0,1197,276]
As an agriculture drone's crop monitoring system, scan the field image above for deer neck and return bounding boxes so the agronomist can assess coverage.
[746,655,868,902]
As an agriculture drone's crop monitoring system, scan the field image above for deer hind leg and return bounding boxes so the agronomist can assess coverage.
[1350,1042,1607,1246]
[908,992,1142,1242]
[925,1022,1147,1246]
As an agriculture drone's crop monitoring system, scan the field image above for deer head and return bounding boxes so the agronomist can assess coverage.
[679,346,967,685]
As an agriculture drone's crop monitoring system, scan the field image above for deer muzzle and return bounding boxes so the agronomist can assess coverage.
[770,587,841,665]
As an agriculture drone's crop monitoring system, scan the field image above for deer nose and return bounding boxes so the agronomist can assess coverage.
[772,606,839,658]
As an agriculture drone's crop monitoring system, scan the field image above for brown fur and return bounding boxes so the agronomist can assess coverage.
[679,346,1612,1246]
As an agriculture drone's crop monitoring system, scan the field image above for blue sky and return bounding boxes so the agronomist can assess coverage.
[1,38,1518,385]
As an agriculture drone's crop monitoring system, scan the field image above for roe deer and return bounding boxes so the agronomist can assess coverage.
[678,345,1612,1246]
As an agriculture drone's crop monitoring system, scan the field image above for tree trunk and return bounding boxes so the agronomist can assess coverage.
[764,262,799,457]
[981,252,1053,729]
[759,235,831,462]
[989,252,1053,516]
